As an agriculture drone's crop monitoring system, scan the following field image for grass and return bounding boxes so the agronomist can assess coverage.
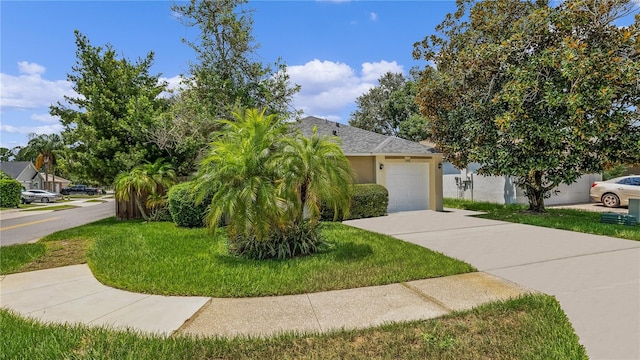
[0,243,47,273]
[30,218,474,297]
[0,294,586,359]
[444,198,640,241]
[21,205,78,211]
[0,239,91,275]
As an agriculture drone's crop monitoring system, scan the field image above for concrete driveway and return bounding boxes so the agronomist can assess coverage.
[344,209,640,360]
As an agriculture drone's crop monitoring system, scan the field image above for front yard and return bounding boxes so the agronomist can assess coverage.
[0,211,589,359]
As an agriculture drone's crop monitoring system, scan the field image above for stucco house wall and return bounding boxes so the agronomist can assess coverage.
[443,163,602,205]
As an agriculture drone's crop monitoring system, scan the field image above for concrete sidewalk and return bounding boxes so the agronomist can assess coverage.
[345,209,640,360]
[0,264,531,337]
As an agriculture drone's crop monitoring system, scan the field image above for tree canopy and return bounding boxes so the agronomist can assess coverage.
[349,71,430,142]
[171,0,300,122]
[50,30,169,185]
[414,0,640,212]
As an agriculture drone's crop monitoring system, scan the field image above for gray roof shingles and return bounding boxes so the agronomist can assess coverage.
[0,161,33,179]
[293,116,437,155]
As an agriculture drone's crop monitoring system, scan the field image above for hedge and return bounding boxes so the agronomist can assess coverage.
[321,183,388,221]
[0,179,22,208]
[168,181,211,228]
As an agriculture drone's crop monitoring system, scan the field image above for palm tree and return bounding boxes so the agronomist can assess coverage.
[28,133,64,192]
[195,108,355,259]
[194,108,287,242]
[278,126,354,226]
[114,159,177,220]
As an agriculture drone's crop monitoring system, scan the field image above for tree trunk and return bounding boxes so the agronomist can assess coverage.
[523,170,547,213]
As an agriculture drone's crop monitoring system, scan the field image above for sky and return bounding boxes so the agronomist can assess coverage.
[0,0,460,150]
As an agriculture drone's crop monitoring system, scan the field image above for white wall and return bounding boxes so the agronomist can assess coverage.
[443,163,602,205]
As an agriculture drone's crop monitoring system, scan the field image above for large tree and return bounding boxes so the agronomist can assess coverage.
[171,0,300,122]
[50,30,169,185]
[349,71,430,141]
[0,148,14,162]
[414,0,640,212]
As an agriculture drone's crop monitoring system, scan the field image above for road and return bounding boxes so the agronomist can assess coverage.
[0,200,115,246]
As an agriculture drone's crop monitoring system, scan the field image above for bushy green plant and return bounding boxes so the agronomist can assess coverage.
[0,179,22,208]
[322,184,389,221]
[168,181,210,227]
[194,108,353,260]
[229,220,326,260]
[603,164,627,181]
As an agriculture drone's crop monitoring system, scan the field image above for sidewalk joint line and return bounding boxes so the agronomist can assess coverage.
[485,246,640,272]
[387,222,512,237]
[25,287,112,315]
[306,294,323,332]
[89,295,152,323]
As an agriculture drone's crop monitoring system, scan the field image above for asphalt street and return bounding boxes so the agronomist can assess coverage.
[0,200,115,246]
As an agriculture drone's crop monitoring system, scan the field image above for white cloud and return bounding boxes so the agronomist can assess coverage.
[0,123,63,135]
[1,62,76,110]
[31,113,60,124]
[361,60,404,82]
[158,75,187,98]
[369,12,378,22]
[287,59,405,121]
[18,61,46,75]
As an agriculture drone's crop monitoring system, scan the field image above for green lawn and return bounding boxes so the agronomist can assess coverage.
[444,198,640,241]
[0,294,586,359]
[21,204,78,211]
[4,218,475,296]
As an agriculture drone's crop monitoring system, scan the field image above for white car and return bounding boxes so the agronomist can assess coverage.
[590,175,640,208]
[21,189,62,204]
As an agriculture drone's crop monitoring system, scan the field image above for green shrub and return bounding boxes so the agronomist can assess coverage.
[168,182,210,227]
[229,220,326,260]
[321,183,388,221]
[0,179,22,208]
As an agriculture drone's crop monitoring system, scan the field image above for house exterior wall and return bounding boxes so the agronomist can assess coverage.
[345,154,444,212]
[443,163,602,205]
[16,167,43,190]
[347,156,375,184]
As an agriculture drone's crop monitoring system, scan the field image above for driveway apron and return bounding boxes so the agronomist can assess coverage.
[344,210,640,360]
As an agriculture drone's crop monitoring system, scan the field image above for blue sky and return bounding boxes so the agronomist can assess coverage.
[0,0,458,149]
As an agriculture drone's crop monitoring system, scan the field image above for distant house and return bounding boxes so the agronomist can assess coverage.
[0,161,70,193]
[0,161,43,190]
[41,174,71,193]
[441,162,601,206]
[295,116,444,212]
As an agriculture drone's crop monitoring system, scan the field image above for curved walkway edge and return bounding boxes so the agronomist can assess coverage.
[0,264,531,337]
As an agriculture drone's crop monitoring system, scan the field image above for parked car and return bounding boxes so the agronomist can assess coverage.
[60,184,99,196]
[590,175,640,208]
[21,189,62,203]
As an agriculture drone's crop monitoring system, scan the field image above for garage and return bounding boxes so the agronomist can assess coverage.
[385,162,430,212]
[296,116,443,212]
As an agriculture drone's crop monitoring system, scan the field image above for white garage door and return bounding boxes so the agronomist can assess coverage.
[385,162,430,212]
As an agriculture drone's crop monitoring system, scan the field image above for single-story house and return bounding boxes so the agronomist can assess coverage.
[296,116,443,212]
[0,161,43,190]
[441,162,601,206]
[41,174,72,193]
[0,161,70,193]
